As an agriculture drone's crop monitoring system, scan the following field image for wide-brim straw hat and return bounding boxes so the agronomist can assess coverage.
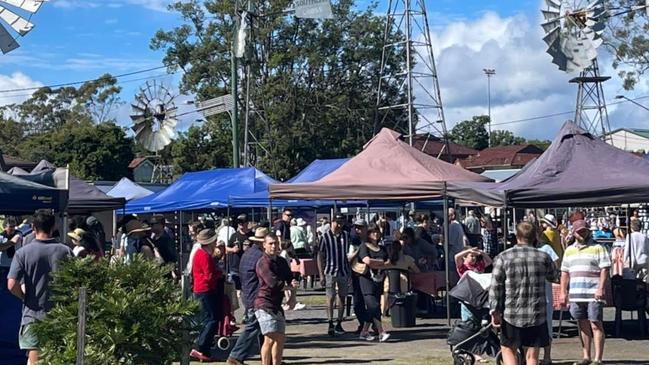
[249,227,269,242]
[540,214,557,229]
[67,228,86,244]
[126,220,151,235]
[196,229,218,245]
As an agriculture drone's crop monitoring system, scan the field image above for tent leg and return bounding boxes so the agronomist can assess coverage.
[503,206,509,250]
[268,200,273,224]
[443,191,450,326]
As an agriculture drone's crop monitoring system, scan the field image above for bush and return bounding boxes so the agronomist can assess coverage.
[32,255,198,365]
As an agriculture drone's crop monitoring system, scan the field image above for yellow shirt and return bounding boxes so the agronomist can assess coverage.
[542,227,563,261]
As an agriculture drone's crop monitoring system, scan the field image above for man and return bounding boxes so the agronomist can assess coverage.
[218,218,236,245]
[560,220,611,365]
[255,233,293,365]
[7,210,72,365]
[348,219,368,333]
[190,229,221,362]
[318,213,351,336]
[464,210,481,235]
[623,220,649,275]
[1,216,22,290]
[149,215,178,265]
[489,222,556,365]
[228,214,252,293]
[540,214,563,263]
[274,208,293,244]
[227,227,267,365]
[448,208,468,274]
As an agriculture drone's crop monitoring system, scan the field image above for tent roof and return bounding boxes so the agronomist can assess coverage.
[269,128,491,201]
[450,121,649,207]
[30,160,56,174]
[0,170,67,213]
[106,177,154,201]
[125,167,278,213]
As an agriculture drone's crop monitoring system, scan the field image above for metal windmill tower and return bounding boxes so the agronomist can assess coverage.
[375,0,449,154]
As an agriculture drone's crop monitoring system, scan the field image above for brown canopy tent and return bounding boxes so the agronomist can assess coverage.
[269,128,491,201]
[269,128,491,323]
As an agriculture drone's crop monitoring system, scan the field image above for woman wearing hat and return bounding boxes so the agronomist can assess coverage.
[540,214,563,262]
[123,220,154,261]
[190,229,223,362]
[67,228,100,258]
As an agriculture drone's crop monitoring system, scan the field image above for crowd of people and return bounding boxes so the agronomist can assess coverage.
[2,204,649,365]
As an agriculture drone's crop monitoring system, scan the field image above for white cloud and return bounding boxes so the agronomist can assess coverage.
[0,72,43,106]
[415,10,649,141]
[51,0,170,12]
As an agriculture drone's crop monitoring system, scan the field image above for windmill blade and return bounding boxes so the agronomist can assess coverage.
[542,26,560,46]
[541,10,560,21]
[0,21,18,53]
[541,18,560,34]
[0,6,33,35]
[545,0,561,9]
[0,0,45,13]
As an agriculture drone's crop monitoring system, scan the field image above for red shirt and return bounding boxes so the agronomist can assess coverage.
[192,248,221,293]
[457,260,486,277]
[254,254,293,314]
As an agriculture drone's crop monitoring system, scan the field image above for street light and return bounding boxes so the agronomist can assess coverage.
[615,95,649,112]
[483,68,496,147]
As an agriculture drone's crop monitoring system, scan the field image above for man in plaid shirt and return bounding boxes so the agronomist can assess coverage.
[489,222,557,365]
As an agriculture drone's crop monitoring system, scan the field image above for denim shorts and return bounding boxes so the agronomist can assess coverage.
[570,301,604,322]
[255,309,286,335]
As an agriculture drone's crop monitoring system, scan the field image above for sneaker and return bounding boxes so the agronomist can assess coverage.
[359,332,375,341]
[189,349,211,362]
[334,322,345,335]
[379,332,391,342]
[293,302,306,310]
[328,322,335,337]
[572,360,591,365]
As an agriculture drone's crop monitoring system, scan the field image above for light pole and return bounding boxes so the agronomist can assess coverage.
[615,95,649,112]
[483,68,495,147]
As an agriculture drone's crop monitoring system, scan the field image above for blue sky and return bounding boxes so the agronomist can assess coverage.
[0,0,647,140]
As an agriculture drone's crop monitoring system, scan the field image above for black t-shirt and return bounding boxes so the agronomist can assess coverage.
[228,230,252,274]
[273,220,291,241]
[415,226,433,245]
[152,232,178,264]
[1,230,21,258]
[357,242,387,294]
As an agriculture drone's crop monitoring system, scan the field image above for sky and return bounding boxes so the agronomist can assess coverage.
[0,0,647,141]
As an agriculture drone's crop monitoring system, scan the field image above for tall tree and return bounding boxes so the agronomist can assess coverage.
[449,116,490,150]
[490,130,526,146]
[151,0,408,179]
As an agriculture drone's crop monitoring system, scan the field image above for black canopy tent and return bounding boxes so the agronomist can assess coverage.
[448,121,649,208]
[0,170,67,214]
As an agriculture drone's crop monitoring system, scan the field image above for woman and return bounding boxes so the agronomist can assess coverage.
[68,228,101,258]
[415,214,434,245]
[185,221,206,274]
[356,223,391,342]
[382,239,419,315]
[255,233,293,365]
[536,236,560,365]
[480,214,499,258]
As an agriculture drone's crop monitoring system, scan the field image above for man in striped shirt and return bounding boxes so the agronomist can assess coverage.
[560,220,611,365]
[318,213,351,336]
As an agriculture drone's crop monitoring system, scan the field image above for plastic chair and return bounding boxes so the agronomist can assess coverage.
[612,276,648,337]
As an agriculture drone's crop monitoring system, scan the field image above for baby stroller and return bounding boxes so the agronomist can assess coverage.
[447,271,522,365]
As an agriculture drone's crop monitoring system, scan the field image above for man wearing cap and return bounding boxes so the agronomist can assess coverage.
[228,214,252,292]
[318,213,351,336]
[227,227,267,365]
[541,214,563,263]
[190,229,222,362]
[149,215,178,266]
[7,210,72,365]
[560,220,611,365]
[348,219,368,333]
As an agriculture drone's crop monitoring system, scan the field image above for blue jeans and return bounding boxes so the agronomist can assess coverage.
[229,307,261,361]
[195,291,219,356]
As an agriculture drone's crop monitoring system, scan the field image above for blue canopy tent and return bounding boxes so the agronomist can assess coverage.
[125,167,278,214]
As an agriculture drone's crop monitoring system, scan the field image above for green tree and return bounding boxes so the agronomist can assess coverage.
[151,0,408,179]
[170,122,231,174]
[490,129,526,146]
[19,121,134,181]
[527,139,552,150]
[0,115,25,156]
[449,115,490,150]
[33,256,197,365]
[605,1,649,90]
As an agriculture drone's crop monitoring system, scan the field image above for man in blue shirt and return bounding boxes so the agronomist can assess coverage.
[227,227,267,365]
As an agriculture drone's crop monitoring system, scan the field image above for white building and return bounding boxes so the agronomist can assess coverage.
[606,128,649,152]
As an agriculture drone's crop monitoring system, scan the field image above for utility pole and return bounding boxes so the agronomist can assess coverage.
[231,6,241,168]
[483,68,495,147]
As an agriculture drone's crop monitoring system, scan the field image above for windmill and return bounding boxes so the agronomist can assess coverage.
[129,81,178,183]
[0,0,45,54]
[541,0,649,139]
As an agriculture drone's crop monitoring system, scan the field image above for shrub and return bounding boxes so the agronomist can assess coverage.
[32,255,198,365]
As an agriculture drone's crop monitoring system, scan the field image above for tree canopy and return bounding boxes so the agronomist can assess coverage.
[449,115,550,151]
[151,0,408,179]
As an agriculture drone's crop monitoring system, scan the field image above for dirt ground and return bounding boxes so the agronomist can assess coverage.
[189,291,649,365]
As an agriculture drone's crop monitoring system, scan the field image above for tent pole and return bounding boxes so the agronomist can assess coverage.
[268,200,272,224]
[503,205,509,250]
[443,183,451,326]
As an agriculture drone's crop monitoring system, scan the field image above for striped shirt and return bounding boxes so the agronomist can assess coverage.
[489,244,556,328]
[561,239,611,303]
[319,230,351,276]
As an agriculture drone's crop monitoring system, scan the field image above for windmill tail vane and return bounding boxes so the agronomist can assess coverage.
[0,0,46,54]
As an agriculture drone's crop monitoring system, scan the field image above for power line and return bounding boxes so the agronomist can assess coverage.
[0,65,171,94]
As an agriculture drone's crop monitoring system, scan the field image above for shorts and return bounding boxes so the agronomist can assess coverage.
[325,274,350,298]
[569,301,603,322]
[500,321,550,349]
[19,324,38,350]
[255,309,286,335]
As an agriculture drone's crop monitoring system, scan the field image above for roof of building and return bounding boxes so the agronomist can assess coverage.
[607,128,649,140]
[459,144,544,171]
[412,134,479,162]
[128,157,152,169]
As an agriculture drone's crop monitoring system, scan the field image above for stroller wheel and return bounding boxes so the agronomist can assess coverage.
[452,350,475,365]
[216,336,231,351]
